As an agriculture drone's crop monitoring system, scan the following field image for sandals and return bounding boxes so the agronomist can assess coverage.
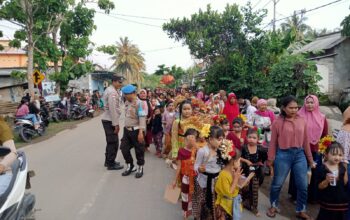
[296,212,314,220]
[266,207,277,218]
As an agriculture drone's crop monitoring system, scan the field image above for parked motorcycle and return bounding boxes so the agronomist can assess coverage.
[14,117,46,143]
[0,147,36,220]
[70,104,94,120]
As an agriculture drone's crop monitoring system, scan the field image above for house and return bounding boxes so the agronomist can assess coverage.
[0,40,28,102]
[68,65,115,95]
[296,32,350,102]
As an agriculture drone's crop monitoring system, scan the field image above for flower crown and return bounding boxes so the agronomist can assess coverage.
[212,114,227,124]
[318,135,335,154]
[217,139,236,161]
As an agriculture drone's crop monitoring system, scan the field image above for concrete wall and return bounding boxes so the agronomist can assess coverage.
[315,57,335,96]
[333,39,350,102]
[0,86,24,102]
[0,54,27,68]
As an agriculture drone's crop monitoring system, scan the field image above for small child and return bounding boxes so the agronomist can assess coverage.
[316,142,348,220]
[172,128,199,220]
[152,107,163,158]
[240,129,267,217]
[193,125,224,219]
[215,148,243,220]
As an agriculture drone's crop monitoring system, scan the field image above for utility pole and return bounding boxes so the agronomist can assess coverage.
[272,0,279,32]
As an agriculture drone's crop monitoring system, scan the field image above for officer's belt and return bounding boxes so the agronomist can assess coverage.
[125,126,140,131]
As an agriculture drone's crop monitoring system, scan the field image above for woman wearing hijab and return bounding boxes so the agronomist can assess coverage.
[288,95,328,203]
[138,89,152,151]
[222,93,240,129]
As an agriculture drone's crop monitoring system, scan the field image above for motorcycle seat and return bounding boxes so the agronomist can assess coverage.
[0,159,20,209]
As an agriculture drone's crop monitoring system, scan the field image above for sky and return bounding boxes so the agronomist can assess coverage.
[1,0,349,73]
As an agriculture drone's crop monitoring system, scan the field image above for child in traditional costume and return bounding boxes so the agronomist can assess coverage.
[240,129,267,216]
[172,128,199,219]
[215,146,243,220]
[193,125,224,219]
[171,99,192,160]
[316,141,348,220]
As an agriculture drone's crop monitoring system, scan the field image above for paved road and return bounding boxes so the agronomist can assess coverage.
[23,116,287,220]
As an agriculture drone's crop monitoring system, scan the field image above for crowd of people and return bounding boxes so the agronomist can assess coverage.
[98,75,350,220]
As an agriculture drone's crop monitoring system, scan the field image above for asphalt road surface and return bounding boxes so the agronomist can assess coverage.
[23,116,288,220]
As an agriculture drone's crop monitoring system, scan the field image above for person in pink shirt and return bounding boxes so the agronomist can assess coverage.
[266,96,315,220]
[16,98,39,129]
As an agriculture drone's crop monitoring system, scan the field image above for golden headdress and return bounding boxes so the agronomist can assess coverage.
[174,95,187,107]
[217,139,235,161]
[181,115,211,138]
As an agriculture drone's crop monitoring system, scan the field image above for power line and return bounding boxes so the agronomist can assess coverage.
[107,12,168,21]
[262,0,345,30]
[143,46,184,53]
[252,0,265,9]
[261,0,273,9]
[96,11,162,28]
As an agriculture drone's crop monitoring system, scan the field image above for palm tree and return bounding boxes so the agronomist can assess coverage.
[111,37,145,87]
[281,11,311,42]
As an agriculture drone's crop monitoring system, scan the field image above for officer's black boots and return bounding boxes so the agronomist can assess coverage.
[107,163,124,170]
[135,166,144,178]
[122,164,137,176]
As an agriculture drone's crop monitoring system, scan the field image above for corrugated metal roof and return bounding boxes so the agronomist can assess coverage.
[296,32,347,53]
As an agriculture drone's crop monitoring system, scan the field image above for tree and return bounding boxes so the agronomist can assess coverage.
[0,0,114,97]
[281,11,311,42]
[98,37,146,88]
[162,3,321,99]
[269,54,321,100]
[142,73,162,88]
[341,13,350,36]
[154,64,170,76]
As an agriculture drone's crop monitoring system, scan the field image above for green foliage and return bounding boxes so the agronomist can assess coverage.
[154,64,170,75]
[142,73,162,88]
[98,37,145,87]
[269,54,321,99]
[9,39,21,48]
[163,3,322,100]
[341,14,350,36]
[97,0,115,13]
[10,70,26,81]
[97,45,117,55]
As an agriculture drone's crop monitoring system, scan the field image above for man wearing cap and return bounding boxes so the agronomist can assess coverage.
[101,75,125,170]
[120,84,147,178]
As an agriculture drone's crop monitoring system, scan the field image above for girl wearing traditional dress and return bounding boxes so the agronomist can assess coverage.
[193,126,224,219]
[162,101,176,157]
[240,129,268,216]
[316,142,348,220]
[226,118,247,151]
[215,147,243,220]
[171,100,193,159]
[172,128,199,219]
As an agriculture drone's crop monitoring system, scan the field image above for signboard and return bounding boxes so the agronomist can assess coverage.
[32,69,45,85]
[42,82,60,102]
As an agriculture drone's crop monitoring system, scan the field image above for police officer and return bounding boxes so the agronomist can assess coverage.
[101,75,125,170]
[120,84,147,178]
